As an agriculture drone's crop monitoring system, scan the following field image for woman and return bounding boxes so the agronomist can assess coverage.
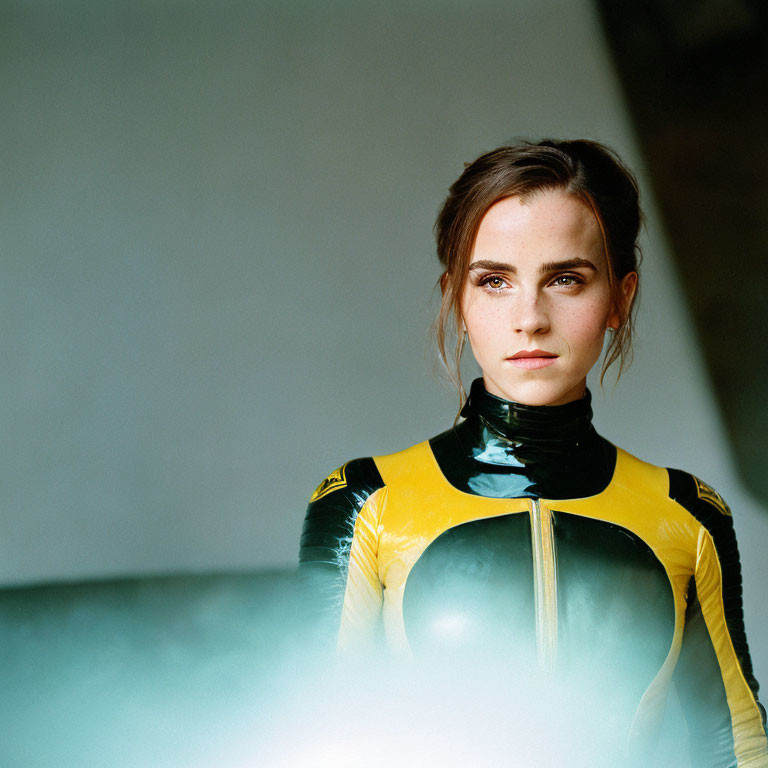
[298,140,768,767]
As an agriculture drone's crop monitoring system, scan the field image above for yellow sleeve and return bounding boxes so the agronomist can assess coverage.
[336,487,387,651]
[694,526,768,766]
[668,468,767,766]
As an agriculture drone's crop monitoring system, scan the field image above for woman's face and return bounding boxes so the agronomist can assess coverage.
[460,189,636,406]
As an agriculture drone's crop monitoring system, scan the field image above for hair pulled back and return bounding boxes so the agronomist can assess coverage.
[433,138,642,401]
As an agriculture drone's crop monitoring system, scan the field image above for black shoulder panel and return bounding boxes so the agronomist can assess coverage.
[297,457,385,646]
[667,467,765,724]
[298,457,385,567]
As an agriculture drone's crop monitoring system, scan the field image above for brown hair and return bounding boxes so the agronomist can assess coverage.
[433,138,642,402]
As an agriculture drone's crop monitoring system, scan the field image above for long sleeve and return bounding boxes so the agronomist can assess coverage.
[298,457,386,651]
[669,469,768,767]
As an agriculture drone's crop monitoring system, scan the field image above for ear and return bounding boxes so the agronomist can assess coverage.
[439,271,449,296]
[608,271,638,329]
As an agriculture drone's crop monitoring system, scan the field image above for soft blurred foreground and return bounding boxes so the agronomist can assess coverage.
[1,571,300,767]
[0,570,701,767]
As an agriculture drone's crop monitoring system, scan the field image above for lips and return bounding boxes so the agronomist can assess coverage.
[507,349,558,370]
[510,349,557,359]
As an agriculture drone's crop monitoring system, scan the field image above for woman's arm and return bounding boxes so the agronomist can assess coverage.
[298,457,387,651]
[669,469,768,767]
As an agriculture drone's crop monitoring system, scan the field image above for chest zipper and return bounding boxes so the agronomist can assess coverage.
[529,498,558,672]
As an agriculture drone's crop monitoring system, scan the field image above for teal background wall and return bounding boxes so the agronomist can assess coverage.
[3,0,767,682]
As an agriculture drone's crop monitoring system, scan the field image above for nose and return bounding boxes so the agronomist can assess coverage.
[512,289,550,336]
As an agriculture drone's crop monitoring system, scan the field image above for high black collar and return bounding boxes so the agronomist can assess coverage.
[460,377,594,448]
[429,378,615,499]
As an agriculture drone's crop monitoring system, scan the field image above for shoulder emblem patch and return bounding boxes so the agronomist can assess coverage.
[309,463,348,503]
[693,476,731,516]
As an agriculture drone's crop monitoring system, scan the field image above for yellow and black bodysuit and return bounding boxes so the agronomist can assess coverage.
[299,379,768,767]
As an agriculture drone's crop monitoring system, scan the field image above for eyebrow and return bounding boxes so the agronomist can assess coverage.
[468,258,598,273]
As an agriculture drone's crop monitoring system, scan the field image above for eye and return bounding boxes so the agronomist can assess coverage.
[551,273,585,288]
[478,274,509,292]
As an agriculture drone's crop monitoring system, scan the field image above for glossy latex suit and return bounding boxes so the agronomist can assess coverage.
[299,379,768,767]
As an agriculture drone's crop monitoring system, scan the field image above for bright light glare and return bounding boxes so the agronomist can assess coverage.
[431,612,471,640]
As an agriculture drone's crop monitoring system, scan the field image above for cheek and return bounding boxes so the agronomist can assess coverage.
[558,300,611,350]
[463,300,506,347]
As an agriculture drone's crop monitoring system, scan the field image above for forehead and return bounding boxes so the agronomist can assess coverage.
[471,189,604,264]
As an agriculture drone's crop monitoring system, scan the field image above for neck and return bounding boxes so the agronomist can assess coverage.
[460,378,594,447]
[429,378,615,499]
